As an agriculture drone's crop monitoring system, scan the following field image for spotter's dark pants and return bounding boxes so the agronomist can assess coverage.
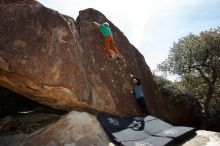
[136,97,149,115]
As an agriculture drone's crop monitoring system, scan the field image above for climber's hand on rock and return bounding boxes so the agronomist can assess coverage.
[92,22,99,26]
[129,74,134,78]
[92,22,100,29]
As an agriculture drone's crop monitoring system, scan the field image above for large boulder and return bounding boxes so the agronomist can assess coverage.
[24,111,111,146]
[0,111,110,146]
[0,0,200,124]
[0,0,158,116]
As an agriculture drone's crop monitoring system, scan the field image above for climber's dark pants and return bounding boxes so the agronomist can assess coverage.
[136,97,149,115]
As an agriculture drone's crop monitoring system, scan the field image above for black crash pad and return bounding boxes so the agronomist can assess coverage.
[97,114,195,146]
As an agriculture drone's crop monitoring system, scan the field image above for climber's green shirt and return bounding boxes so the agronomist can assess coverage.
[99,24,112,37]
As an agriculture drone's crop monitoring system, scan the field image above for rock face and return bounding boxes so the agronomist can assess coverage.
[0,0,199,124]
[182,130,220,146]
[0,111,109,146]
[24,111,111,146]
[152,97,201,126]
[0,116,21,135]
[0,0,157,116]
[0,0,39,5]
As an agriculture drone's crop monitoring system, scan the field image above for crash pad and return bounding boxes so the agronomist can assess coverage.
[97,114,195,146]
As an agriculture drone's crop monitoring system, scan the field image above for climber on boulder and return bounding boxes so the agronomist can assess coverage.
[130,74,149,115]
[92,21,121,61]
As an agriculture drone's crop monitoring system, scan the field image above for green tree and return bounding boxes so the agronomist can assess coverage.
[158,27,220,117]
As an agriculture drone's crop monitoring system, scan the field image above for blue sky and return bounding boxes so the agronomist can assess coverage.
[37,0,220,73]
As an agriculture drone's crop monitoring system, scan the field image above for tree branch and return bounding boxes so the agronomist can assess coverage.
[196,67,211,83]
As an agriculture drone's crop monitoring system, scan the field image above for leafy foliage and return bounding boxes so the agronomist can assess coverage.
[157,27,220,118]
[154,75,200,108]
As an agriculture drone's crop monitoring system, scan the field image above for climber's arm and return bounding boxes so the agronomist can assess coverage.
[129,74,134,78]
[130,86,134,94]
[129,74,134,94]
[92,22,100,28]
